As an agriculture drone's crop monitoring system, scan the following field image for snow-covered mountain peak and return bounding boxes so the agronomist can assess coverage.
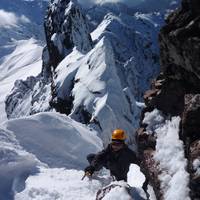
[53,36,139,146]
[5,0,165,145]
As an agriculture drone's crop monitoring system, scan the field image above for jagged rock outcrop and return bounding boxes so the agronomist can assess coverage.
[182,94,200,199]
[5,0,93,118]
[137,0,200,199]
[137,127,161,198]
[5,76,38,118]
[43,0,92,72]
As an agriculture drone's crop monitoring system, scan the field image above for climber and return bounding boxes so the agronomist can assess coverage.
[84,129,139,181]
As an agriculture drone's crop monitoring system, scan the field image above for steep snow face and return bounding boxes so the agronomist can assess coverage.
[91,12,163,100]
[54,37,139,147]
[47,2,166,144]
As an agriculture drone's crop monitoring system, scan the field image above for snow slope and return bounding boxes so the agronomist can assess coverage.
[0,112,103,199]
[15,167,148,200]
[15,168,104,200]
[0,39,43,123]
[0,0,47,123]
[0,125,40,200]
[1,112,148,200]
[3,112,103,169]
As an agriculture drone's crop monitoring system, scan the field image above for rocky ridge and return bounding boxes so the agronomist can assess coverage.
[137,0,200,199]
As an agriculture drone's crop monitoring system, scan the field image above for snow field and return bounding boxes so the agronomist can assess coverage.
[15,166,148,200]
[15,167,104,200]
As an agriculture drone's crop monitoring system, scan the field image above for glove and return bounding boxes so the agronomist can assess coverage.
[84,165,95,175]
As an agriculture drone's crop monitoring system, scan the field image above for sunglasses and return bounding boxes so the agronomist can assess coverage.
[111,142,124,146]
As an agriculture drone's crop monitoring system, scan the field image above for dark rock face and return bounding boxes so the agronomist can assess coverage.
[159,1,200,89]
[137,126,162,199]
[42,0,93,113]
[189,140,200,199]
[182,94,200,142]
[5,76,38,118]
[43,0,92,71]
[137,0,200,199]
[144,76,186,116]
[182,94,200,199]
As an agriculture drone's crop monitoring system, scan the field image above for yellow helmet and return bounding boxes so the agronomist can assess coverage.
[112,129,126,140]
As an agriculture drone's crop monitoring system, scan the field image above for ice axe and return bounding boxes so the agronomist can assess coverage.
[81,171,92,180]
